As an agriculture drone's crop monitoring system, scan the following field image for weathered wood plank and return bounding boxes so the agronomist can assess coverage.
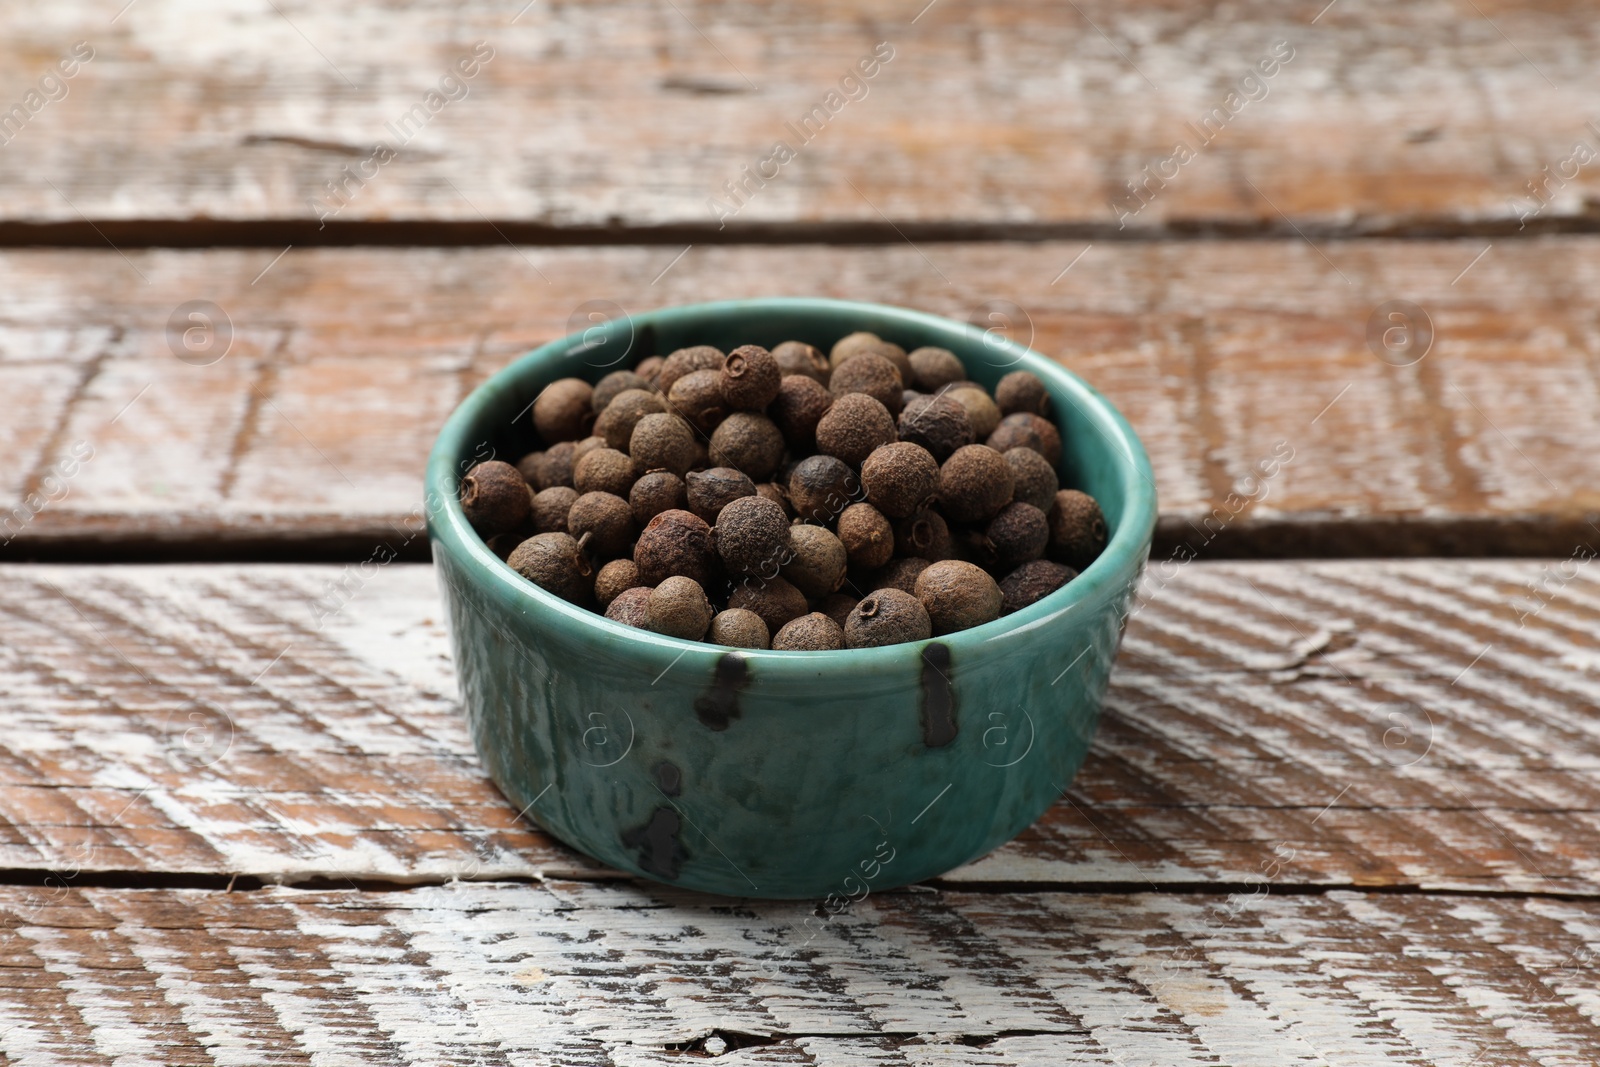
[1,883,1597,1064]
[1,560,1596,894]
[3,1,1598,234]
[3,240,1599,557]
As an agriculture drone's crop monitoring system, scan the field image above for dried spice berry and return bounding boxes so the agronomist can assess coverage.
[875,556,931,596]
[629,413,699,477]
[686,467,756,524]
[829,352,905,415]
[937,445,1015,523]
[531,485,579,534]
[985,501,1049,570]
[634,509,716,586]
[755,481,792,517]
[999,560,1076,615]
[714,495,792,577]
[593,370,655,413]
[897,393,974,461]
[629,469,687,525]
[572,435,609,466]
[832,337,910,382]
[594,388,666,451]
[995,370,1050,417]
[709,413,785,481]
[523,440,576,490]
[906,346,967,393]
[728,576,808,633]
[844,588,931,648]
[573,447,637,497]
[460,460,532,538]
[666,369,727,434]
[814,393,897,467]
[604,585,652,628]
[838,502,895,570]
[516,450,546,488]
[779,523,848,599]
[787,454,859,524]
[1005,448,1059,513]
[772,340,830,383]
[709,607,770,649]
[634,355,666,387]
[773,613,845,651]
[657,345,725,395]
[818,592,858,629]
[508,532,594,605]
[568,491,635,559]
[770,375,834,451]
[988,412,1062,467]
[915,560,1003,635]
[894,508,956,562]
[719,344,783,411]
[830,331,886,368]
[594,558,642,609]
[533,378,595,443]
[1048,489,1108,570]
[647,576,713,640]
[861,442,939,519]
[947,386,1001,439]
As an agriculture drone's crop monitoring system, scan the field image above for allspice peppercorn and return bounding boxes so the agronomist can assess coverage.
[937,445,1015,523]
[844,588,932,648]
[709,412,785,481]
[754,481,792,517]
[787,454,859,524]
[531,485,579,534]
[634,355,666,387]
[829,352,905,415]
[815,393,897,467]
[988,412,1062,467]
[714,495,792,577]
[634,509,716,586]
[568,491,635,560]
[906,346,967,393]
[860,442,939,519]
[915,560,1003,635]
[772,340,830,383]
[1005,447,1059,513]
[460,460,532,538]
[838,502,895,569]
[1048,489,1108,569]
[779,523,848,598]
[947,386,1001,439]
[686,467,756,524]
[773,612,845,651]
[572,435,609,466]
[594,558,642,609]
[818,592,858,629]
[604,585,652,628]
[985,501,1049,570]
[507,532,594,605]
[709,607,770,649]
[995,369,1051,417]
[592,369,655,413]
[770,375,834,451]
[533,378,595,443]
[830,331,885,368]
[629,413,699,477]
[656,345,724,395]
[875,556,931,596]
[521,440,576,490]
[719,344,782,411]
[894,508,955,562]
[593,388,666,451]
[629,469,687,525]
[897,393,974,461]
[573,447,637,497]
[999,560,1076,615]
[728,576,809,633]
[647,576,713,640]
[666,369,727,434]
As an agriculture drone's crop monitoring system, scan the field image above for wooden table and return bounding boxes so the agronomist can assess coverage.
[3,3,1598,1063]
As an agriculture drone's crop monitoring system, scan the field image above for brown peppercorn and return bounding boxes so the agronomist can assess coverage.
[897,393,975,461]
[830,352,905,415]
[1005,448,1059,513]
[815,393,897,467]
[894,508,956,563]
[634,509,716,586]
[1048,489,1108,570]
[770,375,834,451]
[628,413,699,477]
[861,442,939,519]
[985,501,1049,570]
[719,344,783,411]
[780,523,848,599]
[831,336,910,382]
[522,440,576,490]
[728,576,809,633]
[666,369,727,434]
[988,412,1062,468]
[686,467,756,523]
[818,592,858,629]
[773,612,845,651]
[837,502,895,570]
[573,447,637,497]
[635,355,666,386]
[460,460,532,538]
[915,559,1003,635]
[875,556,932,596]
[995,370,1051,417]
[714,495,792,577]
[830,331,885,368]
[754,481,792,517]
[531,485,579,534]
[947,386,1001,439]
[844,588,932,648]
[709,608,770,649]
[572,435,609,466]
[787,454,859,525]
[938,445,1015,523]
[647,576,713,640]
[568,491,635,560]
[629,469,687,525]
[906,347,967,393]
[772,340,830,383]
[593,370,656,413]
[532,378,595,443]
[999,560,1077,615]
[656,345,725,395]
[594,558,642,609]
[604,585,653,628]
[508,532,594,605]
[594,388,666,451]
[709,412,785,481]
[515,450,545,488]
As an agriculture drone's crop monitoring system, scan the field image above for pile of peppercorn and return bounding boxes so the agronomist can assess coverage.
[458,332,1108,651]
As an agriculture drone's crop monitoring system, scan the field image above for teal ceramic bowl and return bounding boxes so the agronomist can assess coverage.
[427,298,1155,899]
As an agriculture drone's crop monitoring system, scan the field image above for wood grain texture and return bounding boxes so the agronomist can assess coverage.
[2,560,1597,895]
[1,882,1597,1064]
[3,240,1599,558]
[3,1,1600,235]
